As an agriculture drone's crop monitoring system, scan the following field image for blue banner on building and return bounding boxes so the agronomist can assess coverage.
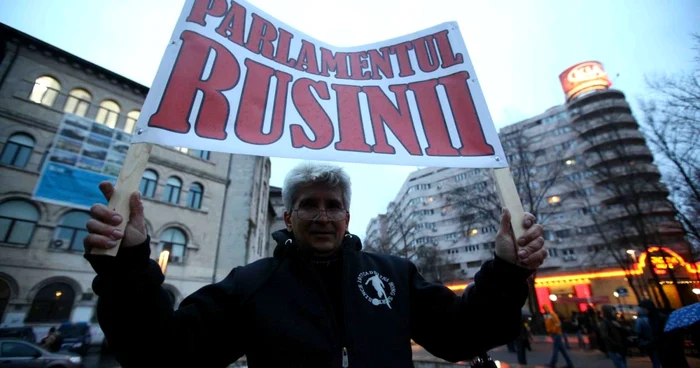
[33,114,131,209]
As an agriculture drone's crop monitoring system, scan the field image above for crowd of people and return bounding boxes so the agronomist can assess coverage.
[509,300,697,368]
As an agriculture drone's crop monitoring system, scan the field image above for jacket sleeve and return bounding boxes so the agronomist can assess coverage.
[85,238,245,367]
[409,255,531,362]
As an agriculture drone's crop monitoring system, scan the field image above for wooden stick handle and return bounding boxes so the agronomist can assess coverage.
[491,167,527,240]
[90,143,153,256]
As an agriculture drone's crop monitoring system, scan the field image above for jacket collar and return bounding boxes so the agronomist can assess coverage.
[271,229,362,259]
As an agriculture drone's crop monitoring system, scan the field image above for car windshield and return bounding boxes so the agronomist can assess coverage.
[57,325,87,338]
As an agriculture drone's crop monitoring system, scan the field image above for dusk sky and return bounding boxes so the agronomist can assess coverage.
[1,0,698,238]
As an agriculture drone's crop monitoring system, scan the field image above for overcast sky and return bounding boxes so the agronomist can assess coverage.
[1,0,698,238]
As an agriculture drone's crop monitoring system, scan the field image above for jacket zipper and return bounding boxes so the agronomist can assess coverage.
[341,243,353,367]
[298,255,347,366]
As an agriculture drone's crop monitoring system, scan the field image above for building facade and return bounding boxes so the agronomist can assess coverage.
[366,63,697,310]
[0,24,274,336]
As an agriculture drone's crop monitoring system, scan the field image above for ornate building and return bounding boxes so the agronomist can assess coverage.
[0,23,274,340]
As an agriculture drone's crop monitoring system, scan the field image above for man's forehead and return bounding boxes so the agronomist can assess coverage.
[295,185,342,202]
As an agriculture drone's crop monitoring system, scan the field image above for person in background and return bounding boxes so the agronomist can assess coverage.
[40,327,61,352]
[599,305,627,368]
[572,312,587,349]
[635,300,661,368]
[513,315,530,365]
[558,312,571,349]
[544,304,574,368]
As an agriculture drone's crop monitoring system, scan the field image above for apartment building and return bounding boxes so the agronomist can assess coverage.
[367,63,694,308]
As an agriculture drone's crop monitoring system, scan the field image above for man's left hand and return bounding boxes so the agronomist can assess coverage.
[494,208,547,269]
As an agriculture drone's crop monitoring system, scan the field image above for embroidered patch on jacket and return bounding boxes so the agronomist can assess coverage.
[357,271,396,309]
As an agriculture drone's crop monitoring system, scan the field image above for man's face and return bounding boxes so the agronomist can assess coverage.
[284,184,349,255]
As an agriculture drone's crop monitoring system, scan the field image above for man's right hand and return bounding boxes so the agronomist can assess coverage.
[84,181,148,252]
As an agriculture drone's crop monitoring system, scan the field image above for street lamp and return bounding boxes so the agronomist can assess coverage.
[158,250,170,274]
[549,294,558,302]
[613,291,620,298]
[693,288,700,295]
[626,249,637,262]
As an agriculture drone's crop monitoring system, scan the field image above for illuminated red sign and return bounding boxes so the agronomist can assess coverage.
[559,61,612,101]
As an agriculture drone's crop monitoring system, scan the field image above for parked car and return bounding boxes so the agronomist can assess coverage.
[57,323,91,356]
[0,327,36,343]
[0,338,82,367]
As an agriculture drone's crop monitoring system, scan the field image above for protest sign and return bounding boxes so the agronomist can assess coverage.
[131,0,507,169]
[33,114,130,209]
[94,0,528,256]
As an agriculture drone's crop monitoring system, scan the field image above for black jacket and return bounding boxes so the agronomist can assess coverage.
[86,230,531,367]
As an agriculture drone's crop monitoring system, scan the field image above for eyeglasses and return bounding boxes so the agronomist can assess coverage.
[294,208,347,221]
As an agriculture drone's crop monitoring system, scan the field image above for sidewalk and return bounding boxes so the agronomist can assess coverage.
[412,335,700,368]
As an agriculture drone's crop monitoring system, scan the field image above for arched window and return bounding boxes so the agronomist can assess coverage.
[158,228,187,264]
[95,100,121,128]
[139,169,158,198]
[63,88,92,117]
[29,76,61,107]
[25,282,75,323]
[0,279,10,322]
[187,183,203,209]
[163,177,182,204]
[52,211,90,252]
[0,133,35,168]
[124,110,140,134]
[0,200,39,246]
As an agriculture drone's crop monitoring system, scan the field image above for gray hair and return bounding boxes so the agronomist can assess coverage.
[282,162,352,212]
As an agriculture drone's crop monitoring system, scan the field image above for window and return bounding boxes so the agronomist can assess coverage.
[25,282,75,323]
[481,225,498,234]
[52,211,90,251]
[466,260,482,268]
[139,169,158,198]
[0,200,39,246]
[544,231,556,241]
[547,195,561,205]
[548,248,559,257]
[29,76,60,107]
[188,150,210,160]
[1,341,40,358]
[0,133,34,168]
[468,228,478,236]
[555,229,572,238]
[124,110,140,134]
[95,100,121,128]
[174,147,189,154]
[187,183,203,209]
[159,228,187,264]
[63,88,91,117]
[163,177,182,204]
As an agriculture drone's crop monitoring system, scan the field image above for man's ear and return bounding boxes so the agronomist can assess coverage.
[284,211,292,231]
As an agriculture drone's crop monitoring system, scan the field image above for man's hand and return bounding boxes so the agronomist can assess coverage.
[84,181,147,252]
[494,208,546,269]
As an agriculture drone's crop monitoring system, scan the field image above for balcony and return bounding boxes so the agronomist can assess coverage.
[569,99,632,122]
[592,162,661,184]
[576,114,638,137]
[582,129,646,153]
[584,145,654,168]
[601,201,676,221]
[568,89,627,110]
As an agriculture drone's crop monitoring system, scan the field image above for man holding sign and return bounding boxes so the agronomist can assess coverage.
[83,0,548,366]
[85,162,546,367]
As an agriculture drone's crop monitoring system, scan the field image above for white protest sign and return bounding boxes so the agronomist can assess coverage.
[132,0,507,168]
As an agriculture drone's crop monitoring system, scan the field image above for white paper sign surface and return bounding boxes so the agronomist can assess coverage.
[132,0,507,168]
